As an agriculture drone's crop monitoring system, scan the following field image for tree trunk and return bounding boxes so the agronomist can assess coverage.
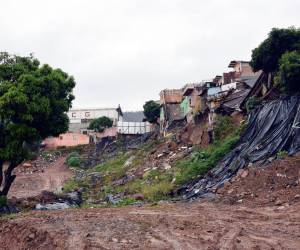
[0,161,18,196]
[0,160,3,188]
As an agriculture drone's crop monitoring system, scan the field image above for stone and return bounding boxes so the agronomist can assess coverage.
[132,193,144,201]
[275,200,283,206]
[162,162,171,170]
[241,170,249,178]
[227,189,234,194]
[28,233,35,240]
[35,202,70,210]
[112,238,119,243]
[123,156,135,168]
[23,162,32,168]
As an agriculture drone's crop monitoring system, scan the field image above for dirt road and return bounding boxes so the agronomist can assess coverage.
[8,157,73,199]
[1,200,300,249]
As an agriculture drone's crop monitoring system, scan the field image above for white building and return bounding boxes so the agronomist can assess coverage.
[117,121,151,135]
[68,106,123,133]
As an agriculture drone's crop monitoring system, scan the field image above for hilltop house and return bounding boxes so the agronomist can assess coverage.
[160,89,185,133]
[67,106,123,134]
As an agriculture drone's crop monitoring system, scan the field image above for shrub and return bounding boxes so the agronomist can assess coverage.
[246,96,261,113]
[277,150,288,159]
[0,196,7,206]
[66,152,82,168]
[88,116,113,132]
[276,51,300,93]
[143,100,160,123]
[174,133,239,185]
[214,115,236,141]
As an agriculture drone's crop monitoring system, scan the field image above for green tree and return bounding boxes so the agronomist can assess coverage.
[276,51,300,93]
[0,52,75,196]
[143,100,160,124]
[250,27,300,73]
[88,116,113,132]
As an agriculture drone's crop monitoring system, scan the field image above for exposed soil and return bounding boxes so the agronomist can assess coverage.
[9,157,73,199]
[218,153,300,207]
[2,151,300,249]
[1,201,300,250]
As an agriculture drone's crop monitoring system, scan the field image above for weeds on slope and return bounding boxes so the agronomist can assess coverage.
[63,116,244,204]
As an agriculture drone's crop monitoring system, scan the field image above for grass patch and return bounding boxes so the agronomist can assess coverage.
[63,179,89,193]
[90,153,133,184]
[141,181,173,201]
[173,134,239,185]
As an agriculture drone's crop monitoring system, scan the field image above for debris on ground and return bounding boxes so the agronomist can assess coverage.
[181,96,300,199]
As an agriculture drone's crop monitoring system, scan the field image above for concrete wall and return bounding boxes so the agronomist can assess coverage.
[43,132,90,149]
[89,127,118,140]
[180,96,190,116]
[160,89,183,104]
[68,108,122,125]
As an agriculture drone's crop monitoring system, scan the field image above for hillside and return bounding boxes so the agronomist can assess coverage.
[1,154,300,249]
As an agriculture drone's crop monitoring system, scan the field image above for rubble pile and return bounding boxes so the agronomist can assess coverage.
[9,190,82,211]
[17,151,61,174]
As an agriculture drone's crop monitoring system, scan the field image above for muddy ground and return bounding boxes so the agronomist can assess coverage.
[1,201,300,250]
[1,154,300,249]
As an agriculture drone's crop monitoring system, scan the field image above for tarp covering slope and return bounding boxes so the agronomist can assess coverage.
[181,96,300,199]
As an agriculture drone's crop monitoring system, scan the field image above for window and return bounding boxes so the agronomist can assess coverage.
[72,112,76,118]
[85,112,90,118]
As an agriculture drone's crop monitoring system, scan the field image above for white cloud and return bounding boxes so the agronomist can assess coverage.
[1,0,299,110]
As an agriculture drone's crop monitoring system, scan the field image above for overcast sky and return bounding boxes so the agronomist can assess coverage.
[1,0,299,111]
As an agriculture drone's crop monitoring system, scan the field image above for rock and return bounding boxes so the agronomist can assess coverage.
[65,191,82,205]
[241,170,249,178]
[223,181,231,188]
[157,153,164,158]
[105,194,120,205]
[23,162,32,168]
[112,238,119,243]
[132,193,144,201]
[35,202,70,210]
[227,189,234,194]
[120,239,128,244]
[28,233,35,240]
[0,204,19,215]
[294,194,300,199]
[123,156,135,168]
[194,189,200,194]
[237,199,243,203]
[276,173,286,178]
[162,162,171,170]
[275,200,283,206]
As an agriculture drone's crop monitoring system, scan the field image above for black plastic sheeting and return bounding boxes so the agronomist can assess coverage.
[180,96,300,199]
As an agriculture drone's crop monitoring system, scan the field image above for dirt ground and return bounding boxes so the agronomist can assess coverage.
[1,200,300,250]
[9,157,73,199]
[218,153,300,207]
[2,154,300,249]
